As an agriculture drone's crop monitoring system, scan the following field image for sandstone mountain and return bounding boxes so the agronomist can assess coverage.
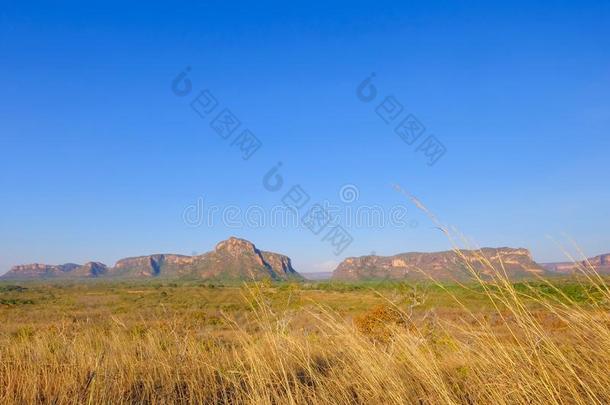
[2,237,301,281]
[71,262,109,277]
[542,253,610,274]
[332,247,547,281]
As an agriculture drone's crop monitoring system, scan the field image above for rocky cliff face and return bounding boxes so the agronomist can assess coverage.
[589,254,610,271]
[2,237,301,281]
[110,254,194,278]
[190,237,300,280]
[72,262,109,277]
[332,247,546,281]
[542,253,610,274]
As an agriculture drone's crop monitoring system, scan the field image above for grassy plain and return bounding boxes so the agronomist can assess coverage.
[0,276,609,404]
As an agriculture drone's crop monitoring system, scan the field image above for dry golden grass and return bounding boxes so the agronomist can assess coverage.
[1,234,610,404]
[0,268,608,404]
[3,188,607,403]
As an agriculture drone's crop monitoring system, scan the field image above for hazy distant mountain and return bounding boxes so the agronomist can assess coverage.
[332,248,547,281]
[2,237,301,281]
[542,253,610,274]
[300,272,333,281]
[3,263,81,278]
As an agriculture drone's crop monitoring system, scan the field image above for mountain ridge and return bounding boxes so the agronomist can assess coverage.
[5,242,609,282]
[332,247,547,281]
[2,237,301,281]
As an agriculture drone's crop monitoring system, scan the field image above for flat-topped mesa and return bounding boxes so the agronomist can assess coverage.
[3,262,108,279]
[111,254,194,278]
[543,252,610,274]
[3,263,80,279]
[333,247,546,281]
[485,247,532,258]
[587,253,610,270]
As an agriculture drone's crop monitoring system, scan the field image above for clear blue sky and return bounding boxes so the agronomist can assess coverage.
[1,0,609,274]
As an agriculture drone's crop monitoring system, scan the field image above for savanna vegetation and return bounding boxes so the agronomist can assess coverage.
[0,268,609,404]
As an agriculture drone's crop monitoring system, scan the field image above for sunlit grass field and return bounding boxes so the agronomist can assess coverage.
[1,270,609,404]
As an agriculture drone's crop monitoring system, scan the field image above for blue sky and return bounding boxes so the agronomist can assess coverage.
[1,0,609,274]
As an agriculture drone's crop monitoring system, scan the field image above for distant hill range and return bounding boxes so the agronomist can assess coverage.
[541,253,610,274]
[332,248,546,281]
[2,237,301,281]
[333,248,610,281]
[4,240,609,282]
